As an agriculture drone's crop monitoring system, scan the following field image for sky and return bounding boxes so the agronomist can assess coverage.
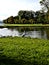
[0,0,41,20]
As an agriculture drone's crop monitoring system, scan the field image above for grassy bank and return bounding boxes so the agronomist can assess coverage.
[0,37,49,65]
[0,24,49,27]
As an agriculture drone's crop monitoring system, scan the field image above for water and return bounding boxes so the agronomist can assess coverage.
[0,22,49,39]
[0,27,49,39]
[0,21,4,26]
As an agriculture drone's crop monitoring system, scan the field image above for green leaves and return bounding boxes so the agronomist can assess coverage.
[0,37,49,65]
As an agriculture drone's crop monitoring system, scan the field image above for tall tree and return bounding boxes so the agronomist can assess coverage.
[40,0,49,23]
[40,0,49,10]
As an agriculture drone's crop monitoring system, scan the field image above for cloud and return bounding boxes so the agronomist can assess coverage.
[0,0,41,20]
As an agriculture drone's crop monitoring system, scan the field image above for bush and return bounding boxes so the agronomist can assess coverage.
[0,37,49,65]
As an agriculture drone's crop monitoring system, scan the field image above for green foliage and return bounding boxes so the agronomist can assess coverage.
[18,10,35,20]
[28,19,34,24]
[21,18,27,24]
[3,19,8,24]
[0,37,49,65]
[3,16,14,24]
[3,10,49,24]
[14,19,19,24]
[40,0,49,10]
[40,0,49,24]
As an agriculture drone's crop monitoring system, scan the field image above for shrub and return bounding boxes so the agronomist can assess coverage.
[0,37,49,65]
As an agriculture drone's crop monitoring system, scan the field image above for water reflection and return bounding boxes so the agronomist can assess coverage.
[0,27,48,39]
[0,28,19,37]
[24,31,47,39]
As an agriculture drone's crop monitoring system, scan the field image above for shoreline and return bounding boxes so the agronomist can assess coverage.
[0,24,49,27]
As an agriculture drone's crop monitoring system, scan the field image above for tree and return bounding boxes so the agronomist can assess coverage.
[40,0,49,23]
[21,18,27,24]
[3,19,8,23]
[14,19,19,24]
[18,10,24,20]
[7,16,14,24]
[40,0,49,11]
[29,19,34,24]
[18,10,35,20]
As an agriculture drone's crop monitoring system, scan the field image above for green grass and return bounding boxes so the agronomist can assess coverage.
[0,37,49,65]
[1,24,49,27]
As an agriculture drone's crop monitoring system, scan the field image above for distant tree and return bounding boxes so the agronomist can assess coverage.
[18,10,35,20]
[7,16,14,24]
[18,10,24,20]
[35,11,41,23]
[3,10,49,24]
[3,19,8,23]
[14,16,19,20]
[23,11,35,20]
[21,18,27,24]
[35,11,46,24]
[29,19,34,24]
[14,19,19,24]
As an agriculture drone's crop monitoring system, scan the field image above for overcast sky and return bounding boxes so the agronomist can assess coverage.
[0,0,41,20]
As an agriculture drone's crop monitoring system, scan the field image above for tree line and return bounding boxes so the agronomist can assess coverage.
[3,0,49,24]
[3,10,49,24]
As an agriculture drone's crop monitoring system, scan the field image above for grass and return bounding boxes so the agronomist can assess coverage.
[0,37,49,65]
[0,24,49,27]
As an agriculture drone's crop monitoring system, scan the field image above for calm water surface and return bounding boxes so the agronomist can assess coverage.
[0,27,49,39]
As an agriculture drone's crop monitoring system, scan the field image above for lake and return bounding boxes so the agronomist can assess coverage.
[0,22,49,39]
[0,26,49,39]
